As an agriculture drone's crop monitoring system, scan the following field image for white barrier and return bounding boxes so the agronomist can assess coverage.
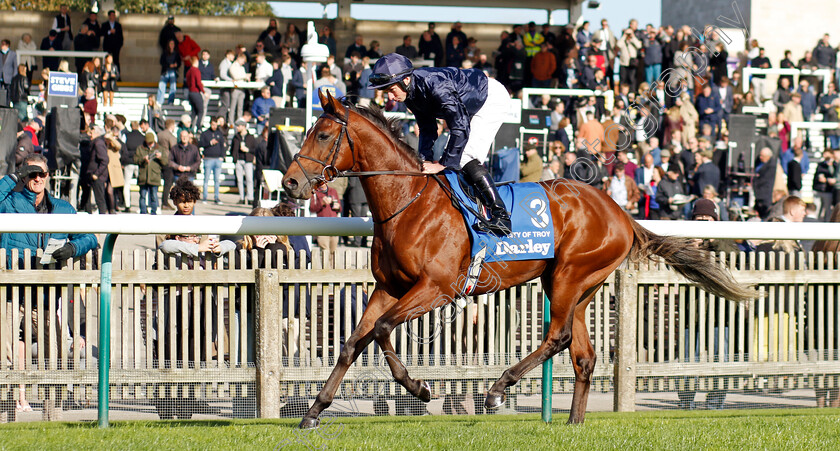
[639,220,840,240]
[203,80,266,90]
[741,67,832,94]
[1,215,839,240]
[521,87,615,111]
[790,121,840,140]
[0,214,372,236]
[16,50,108,66]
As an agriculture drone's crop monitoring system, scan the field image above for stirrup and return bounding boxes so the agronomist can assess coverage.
[473,216,512,236]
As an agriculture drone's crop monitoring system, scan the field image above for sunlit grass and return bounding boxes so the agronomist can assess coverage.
[2,409,839,450]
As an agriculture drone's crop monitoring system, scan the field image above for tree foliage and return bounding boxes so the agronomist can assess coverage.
[0,0,274,16]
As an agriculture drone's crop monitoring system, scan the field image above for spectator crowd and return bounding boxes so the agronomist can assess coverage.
[5,8,840,258]
[5,6,840,415]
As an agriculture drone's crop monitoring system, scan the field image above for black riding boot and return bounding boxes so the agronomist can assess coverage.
[462,160,511,236]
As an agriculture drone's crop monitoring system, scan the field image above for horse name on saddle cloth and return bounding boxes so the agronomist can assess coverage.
[443,170,555,266]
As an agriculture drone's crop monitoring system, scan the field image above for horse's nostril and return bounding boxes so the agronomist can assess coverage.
[284,178,299,193]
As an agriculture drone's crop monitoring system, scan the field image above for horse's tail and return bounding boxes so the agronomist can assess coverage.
[628,219,757,302]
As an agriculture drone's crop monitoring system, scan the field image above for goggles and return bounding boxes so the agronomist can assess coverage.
[369,73,396,87]
[370,70,413,89]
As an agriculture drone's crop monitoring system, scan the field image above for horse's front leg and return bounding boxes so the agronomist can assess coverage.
[300,287,396,429]
[373,279,445,403]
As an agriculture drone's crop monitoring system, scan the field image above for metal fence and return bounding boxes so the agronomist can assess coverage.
[1,246,838,422]
[619,250,840,411]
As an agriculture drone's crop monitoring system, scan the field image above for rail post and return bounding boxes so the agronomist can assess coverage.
[614,268,638,412]
[97,233,118,428]
[541,294,552,423]
[256,269,282,418]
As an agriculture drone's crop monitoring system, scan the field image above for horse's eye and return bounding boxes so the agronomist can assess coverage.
[317,132,330,141]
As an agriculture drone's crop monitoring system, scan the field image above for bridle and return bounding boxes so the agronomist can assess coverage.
[291,103,356,190]
[291,101,429,224]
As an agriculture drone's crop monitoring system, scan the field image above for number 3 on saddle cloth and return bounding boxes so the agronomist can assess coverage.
[442,170,555,304]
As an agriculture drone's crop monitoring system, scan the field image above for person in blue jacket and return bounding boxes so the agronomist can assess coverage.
[369,53,512,235]
[695,83,722,136]
[0,153,98,266]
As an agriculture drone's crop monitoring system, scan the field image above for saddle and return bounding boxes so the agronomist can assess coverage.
[439,170,556,300]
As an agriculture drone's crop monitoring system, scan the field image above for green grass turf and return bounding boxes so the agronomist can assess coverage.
[1,409,839,450]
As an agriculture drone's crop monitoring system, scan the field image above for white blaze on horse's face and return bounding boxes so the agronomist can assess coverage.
[283,93,351,200]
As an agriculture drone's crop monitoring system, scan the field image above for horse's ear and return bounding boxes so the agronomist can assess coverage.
[327,92,346,116]
[318,88,333,115]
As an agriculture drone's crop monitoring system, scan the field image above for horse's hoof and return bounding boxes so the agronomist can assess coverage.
[485,392,506,410]
[299,417,320,429]
[417,380,431,403]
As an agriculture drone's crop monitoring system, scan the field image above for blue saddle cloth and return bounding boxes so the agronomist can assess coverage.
[442,170,555,263]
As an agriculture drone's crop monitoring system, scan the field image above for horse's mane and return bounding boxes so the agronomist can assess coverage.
[347,102,424,168]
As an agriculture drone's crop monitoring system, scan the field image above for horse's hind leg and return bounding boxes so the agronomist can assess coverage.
[568,300,597,424]
[484,276,579,409]
[300,288,395,429]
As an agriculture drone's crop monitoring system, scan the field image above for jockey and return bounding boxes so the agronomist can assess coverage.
[369,53,512,236]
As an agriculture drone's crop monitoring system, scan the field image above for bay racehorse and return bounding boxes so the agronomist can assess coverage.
[282,91,754,428]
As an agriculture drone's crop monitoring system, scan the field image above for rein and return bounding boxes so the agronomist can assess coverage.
[372,176,431,224]
[297,105,430,224]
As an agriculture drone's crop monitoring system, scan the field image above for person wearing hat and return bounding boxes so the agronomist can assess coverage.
[134,132,169,214]
[369,53,512,235]
[0,151,97,264]
[678,196,735,410]
[522,21,544,58]
[656,163,688,219]
[658,146,680,176]
[158,15,181,51]
[692,198,718,220]
[231,119,257,205]
[519,139,543,183]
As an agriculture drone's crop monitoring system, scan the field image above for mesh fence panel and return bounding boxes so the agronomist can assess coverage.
[1,247,839,423]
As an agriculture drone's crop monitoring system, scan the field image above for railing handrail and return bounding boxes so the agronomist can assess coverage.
[0,215,839,240]
[741,67,832,93]
[16,49,108,66]
[521,87,615,112]
[0,214,373,236]
[202,80,267,89]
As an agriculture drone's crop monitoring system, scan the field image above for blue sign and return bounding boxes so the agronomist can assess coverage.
[48,72,78,97]
[312,85,344,111]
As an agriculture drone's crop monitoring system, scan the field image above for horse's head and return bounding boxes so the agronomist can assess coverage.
[283,90,356,199]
